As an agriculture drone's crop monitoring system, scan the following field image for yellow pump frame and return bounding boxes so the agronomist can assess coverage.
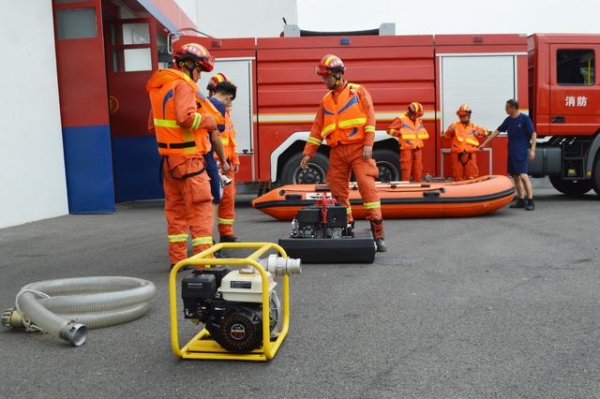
[169,242,292,361]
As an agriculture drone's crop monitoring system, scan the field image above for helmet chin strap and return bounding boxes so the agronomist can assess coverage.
[179,61,195,79]
[185,65,195,79]
[334,73,343,87]
[328,72,343,89]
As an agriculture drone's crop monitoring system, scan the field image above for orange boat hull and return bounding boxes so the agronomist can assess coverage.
[252,175,515,221]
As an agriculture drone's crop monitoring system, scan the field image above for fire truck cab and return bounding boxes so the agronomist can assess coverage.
[528,34,600,195]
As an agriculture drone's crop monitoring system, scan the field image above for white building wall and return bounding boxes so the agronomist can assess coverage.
[297,0,600,35]
[174,0,198,25]
[0,2,68,228]
[194,0,298,38]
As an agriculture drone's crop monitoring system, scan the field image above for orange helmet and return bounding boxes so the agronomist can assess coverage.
[174,43,214,72]
[315,54,346,76]
[407,102,424,117]
[206,72,233,92]
[456,104,472,117]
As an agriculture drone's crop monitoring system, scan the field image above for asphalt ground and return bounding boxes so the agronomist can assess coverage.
[1,188,599,399]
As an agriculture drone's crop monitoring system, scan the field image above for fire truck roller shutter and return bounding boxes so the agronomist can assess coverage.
[281,152,329,185]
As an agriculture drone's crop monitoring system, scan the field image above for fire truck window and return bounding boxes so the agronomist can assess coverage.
[55,8,97,39]
[557,49,595,86]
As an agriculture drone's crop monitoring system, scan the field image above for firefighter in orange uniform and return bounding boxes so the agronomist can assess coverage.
[386,102,429,182]
[207,73,241,242]
[443,104,489,181]
[146,43,227,269]
[300,54,387,252]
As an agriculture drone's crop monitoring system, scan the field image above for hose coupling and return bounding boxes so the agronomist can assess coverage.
[59,322,88,347]
[1,307,25,329]
[259,254,302,276]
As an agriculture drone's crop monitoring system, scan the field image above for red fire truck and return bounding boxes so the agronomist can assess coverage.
[166,26,599,196]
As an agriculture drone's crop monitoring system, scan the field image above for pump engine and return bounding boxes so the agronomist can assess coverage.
[291,202,350,239]
[181,266,282,353]
[279,185,377,264]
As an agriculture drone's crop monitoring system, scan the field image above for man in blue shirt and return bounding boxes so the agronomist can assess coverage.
[480,99,537,210]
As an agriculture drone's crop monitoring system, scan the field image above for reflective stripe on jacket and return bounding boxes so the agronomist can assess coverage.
[320,83,373,147]
[147,69,216,156]
[386,115,429,150]
[220,110,239,164]
[444,121,487,153]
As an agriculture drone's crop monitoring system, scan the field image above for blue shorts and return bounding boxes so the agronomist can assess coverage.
[507,150,528,175]
[204,152,221,204]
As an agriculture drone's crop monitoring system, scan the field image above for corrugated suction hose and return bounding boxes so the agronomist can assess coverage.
[1,276,156,347]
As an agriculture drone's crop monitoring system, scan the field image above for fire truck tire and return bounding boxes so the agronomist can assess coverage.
[373,149,400,182]
[281,152,328,185]
[549,176,593,196]
[592,155,600,195]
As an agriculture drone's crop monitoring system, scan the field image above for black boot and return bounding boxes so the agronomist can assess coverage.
[370,219,387,252]
[220,235,239,243]
[375,238,387,252]
[510,198,526,208]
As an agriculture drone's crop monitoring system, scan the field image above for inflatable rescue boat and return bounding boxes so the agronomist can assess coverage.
[252,175,515,221]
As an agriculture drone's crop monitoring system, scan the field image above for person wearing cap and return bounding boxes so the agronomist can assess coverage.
[443,104,489,181]
[386,102,430,182]
[300,54,387,253]
[146,43,228,269]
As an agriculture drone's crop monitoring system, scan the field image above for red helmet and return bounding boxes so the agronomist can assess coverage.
[456,104,472,117]
[407,102,424,117]
[315,54,346,76]
[174,43,214,72]
[206,72,233,92]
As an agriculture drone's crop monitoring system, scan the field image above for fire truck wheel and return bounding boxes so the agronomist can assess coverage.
[373,149,400,182]
[549,176,593,196]
[592,155,600,195]
[281,152,328,185]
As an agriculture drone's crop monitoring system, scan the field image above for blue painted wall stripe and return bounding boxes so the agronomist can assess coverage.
[63,125,115,213]
[112,136,164,202]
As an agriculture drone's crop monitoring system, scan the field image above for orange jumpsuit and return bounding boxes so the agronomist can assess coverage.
[216,109,239,238]
[302,83,385,239]
[443,121,488,181]
[147,69,217,265]
[386,115,429,182]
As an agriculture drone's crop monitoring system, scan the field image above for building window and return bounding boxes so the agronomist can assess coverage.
[55,8,97,39]
[108,22,153,72]
[111,48,152,72]
[122,23,150,45]
[557,49,595,86]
